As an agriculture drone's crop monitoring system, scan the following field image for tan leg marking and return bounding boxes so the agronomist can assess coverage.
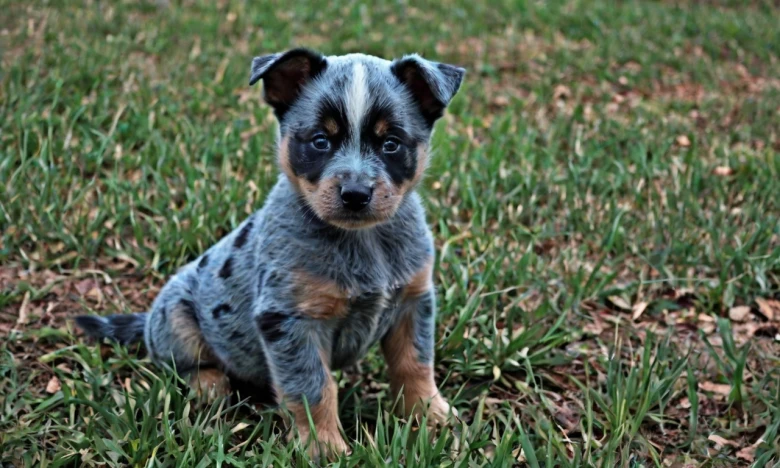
[403,256,434,300]
[285,355,349,460]
[169,303,215,363]
[381,311,453,424]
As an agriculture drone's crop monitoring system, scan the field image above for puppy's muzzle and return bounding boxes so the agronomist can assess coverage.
[340,182,373,212]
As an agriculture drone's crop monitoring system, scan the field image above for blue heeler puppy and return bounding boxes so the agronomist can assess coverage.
[75,48,465,459]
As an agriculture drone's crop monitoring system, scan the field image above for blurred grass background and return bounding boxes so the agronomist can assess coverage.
[1,0,779,466]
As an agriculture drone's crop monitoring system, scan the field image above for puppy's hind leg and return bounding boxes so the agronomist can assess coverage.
[145,283,229,402]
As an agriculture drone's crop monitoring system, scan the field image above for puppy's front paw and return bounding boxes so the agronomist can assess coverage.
[293,426,350,461]
[410,394,458,426]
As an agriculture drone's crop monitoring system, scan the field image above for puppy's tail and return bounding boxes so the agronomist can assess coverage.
[74,313,148,346]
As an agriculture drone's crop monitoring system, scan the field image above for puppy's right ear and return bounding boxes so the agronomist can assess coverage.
[249,48,327,118]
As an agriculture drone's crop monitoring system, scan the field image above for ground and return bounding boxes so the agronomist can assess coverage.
[1,0,779,466]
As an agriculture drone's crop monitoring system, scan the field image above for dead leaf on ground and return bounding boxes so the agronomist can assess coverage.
[756,298,779,321]
[17,291,31,326]
[708,434,738,448]
[608,296,632,311]
[713,166,734,177]
[553,84,570,100]
[676,135,691,147]
[736,438,764,462]
[45,376,61,394]
[699,381,731,396]
[728,306,751,322]
[632,301,649,320]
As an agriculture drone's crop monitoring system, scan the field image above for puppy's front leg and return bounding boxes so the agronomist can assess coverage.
[382,261,456,424]
[255,310,348,460]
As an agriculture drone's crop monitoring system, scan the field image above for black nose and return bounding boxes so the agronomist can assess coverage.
[340,183,372,212]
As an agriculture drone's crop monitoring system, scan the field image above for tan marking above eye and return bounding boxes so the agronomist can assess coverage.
[324,118,339,136]
[374,119,389,136]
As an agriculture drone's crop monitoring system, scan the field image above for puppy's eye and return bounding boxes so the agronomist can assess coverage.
[382,138,401,154]
[312,135,331,151]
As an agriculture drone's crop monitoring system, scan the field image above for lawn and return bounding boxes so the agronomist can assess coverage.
[1,0,779,466]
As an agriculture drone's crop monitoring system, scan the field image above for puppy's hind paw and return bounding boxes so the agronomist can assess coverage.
[189,368,231,404]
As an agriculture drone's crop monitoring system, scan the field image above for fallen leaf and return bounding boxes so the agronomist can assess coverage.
[583,320,604,336]
[676,135,691,147]
[728,306,751,322]
[756,298,779,321]
[46,376,61,394]
[75,279,97,296]
[632,301,649,320]
[699,381,731,396]
[553,84,570,100]
[608,296,632,311]
[679,397,691,409]
[736,438,763,462]
[493,95,510,107]
[231,422,250,434]
[708,434,738,448]
[17,291,31,326]
[713,166,734,176]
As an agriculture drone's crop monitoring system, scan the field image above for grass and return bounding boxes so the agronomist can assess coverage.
[1,0,779,466]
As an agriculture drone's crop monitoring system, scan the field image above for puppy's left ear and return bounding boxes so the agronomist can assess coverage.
[391,55,465,125]
[249,48,327,119]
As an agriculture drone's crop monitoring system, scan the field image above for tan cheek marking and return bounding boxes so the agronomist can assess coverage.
[374,118,388,137]
[403,256,434,300]
[305,176,341,223]
[381,312,438,416]
[293,270,349,319]
[324,118,339,136]
[170,305,214,361]
[371,178,403,219]
[278,136,300,191]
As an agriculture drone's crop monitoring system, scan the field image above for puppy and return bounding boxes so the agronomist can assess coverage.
[75,48,464,459]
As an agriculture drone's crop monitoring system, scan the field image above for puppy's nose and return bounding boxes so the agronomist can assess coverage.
[340,182,372,212]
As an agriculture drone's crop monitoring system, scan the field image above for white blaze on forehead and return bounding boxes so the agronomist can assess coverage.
[346,62,369,140]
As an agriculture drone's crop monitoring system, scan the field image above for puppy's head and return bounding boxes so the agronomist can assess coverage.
[249,49,464,230]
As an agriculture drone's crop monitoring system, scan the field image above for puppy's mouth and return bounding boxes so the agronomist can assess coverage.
[326,210,385,230]
[292,175,404,230]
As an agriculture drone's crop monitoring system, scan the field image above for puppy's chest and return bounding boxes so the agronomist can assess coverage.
[330,287,404,369]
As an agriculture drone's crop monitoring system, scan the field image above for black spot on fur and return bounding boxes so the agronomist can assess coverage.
[219,258,233,279]
[212,303,231,319]
[257,311,289,343]
[179,299,200,325]
[234,220,254,249]
[229,329,246,341]
[160,306,167,321]
[198,255,209,269]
